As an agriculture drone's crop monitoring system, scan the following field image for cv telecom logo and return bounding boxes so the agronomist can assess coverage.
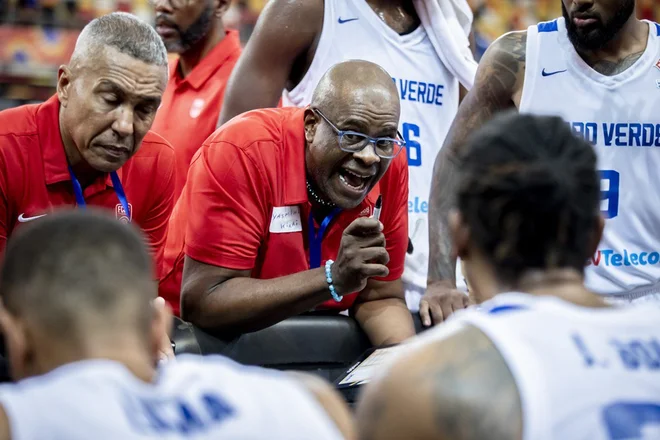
[589,249,660,267]
[542,68,567,77]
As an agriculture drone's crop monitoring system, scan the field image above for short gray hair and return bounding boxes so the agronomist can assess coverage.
[72,12,167,67]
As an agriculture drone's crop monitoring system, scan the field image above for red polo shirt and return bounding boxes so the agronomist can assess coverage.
[160,107,409,315]
[151,30,242,201]
[0,95,175,278]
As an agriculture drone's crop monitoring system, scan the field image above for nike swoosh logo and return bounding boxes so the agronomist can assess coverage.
[17,213,47,223]
[542,68,567,77]
[338,17,359,24]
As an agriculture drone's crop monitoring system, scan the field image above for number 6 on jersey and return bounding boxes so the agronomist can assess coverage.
[402,122,421,167]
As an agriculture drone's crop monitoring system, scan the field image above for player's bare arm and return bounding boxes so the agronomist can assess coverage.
[356,325,522,440]
[420,31,527,325]
[426,31,527,289]
[217,0,322,127]
[352,279,416,346]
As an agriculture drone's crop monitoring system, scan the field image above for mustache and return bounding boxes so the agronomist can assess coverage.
[155,15,180,31]
[94,135,134,151]
[571,8,602,22]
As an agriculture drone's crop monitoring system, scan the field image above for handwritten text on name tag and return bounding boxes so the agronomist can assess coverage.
[269,206,303,233]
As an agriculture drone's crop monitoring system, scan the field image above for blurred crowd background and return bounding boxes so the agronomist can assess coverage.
[0,0,658,110]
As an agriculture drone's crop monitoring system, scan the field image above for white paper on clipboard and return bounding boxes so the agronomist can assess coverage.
[338,346,402,386]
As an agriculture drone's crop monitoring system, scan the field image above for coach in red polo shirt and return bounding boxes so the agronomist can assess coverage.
[151,0,241,201]
[161,60,415,345]
[0,13,174,276]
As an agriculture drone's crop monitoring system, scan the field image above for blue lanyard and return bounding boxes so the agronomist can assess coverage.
[68,166,131,221]
[308,207,341,269]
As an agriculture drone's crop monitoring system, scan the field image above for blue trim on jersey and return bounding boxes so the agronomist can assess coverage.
[537,20,558,33]
[655,22,660,36]
[486,304,528,315]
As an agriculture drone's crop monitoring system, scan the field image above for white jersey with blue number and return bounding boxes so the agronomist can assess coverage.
[0,355,343,440]
[283,0,464,298]
[420,293,660,440]
[520,18,660,299]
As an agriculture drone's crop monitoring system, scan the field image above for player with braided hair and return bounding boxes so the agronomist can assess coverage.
[454,111,601,296]
[357,112,660,440]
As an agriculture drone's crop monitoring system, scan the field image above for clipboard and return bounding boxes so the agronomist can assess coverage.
[334,345,401,402]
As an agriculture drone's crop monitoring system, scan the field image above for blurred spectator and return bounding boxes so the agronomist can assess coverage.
[0,12,174,277]
[160,60,415,346]
[2,1,659,107]
[150,0,240,201]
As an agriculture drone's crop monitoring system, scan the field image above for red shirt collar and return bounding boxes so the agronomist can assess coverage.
[36,95,119,191]
[170,30,241,91]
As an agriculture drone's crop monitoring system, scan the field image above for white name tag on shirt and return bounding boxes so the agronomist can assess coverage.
[269,206,303,233]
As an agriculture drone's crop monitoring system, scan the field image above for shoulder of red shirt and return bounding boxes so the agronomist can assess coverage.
[139,130,175,157]
[204,106,303,151]
[0,102,39,137]
[123,131,175,190]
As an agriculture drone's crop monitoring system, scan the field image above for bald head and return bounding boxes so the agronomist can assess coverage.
[311,60,399,118]
[304,60,402,210]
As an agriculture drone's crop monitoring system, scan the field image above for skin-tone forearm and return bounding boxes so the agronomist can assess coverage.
[352,279,415,345]
[353,297,415,346]
[427,149,460,287]
[183,267,334,334]
[426,31,526,287]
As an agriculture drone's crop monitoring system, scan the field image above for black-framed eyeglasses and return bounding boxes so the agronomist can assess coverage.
[313,108,405,159]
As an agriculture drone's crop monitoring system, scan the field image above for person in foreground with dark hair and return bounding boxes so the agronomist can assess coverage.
[356,112,660,440]
[0,210,353,439]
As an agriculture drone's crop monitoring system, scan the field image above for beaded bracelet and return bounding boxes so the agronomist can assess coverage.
[324,260,343,303]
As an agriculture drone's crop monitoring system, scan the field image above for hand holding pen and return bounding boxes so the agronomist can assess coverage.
[331,195,388,294]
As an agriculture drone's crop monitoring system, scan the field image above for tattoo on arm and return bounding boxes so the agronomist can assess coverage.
[429,327,523,440]
[589,50,644,76]
[427,32,526,285]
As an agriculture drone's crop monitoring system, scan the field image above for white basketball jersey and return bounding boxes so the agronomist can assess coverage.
[421,293,660,440]
[520,18,660,299]
[0,355,343,439]
[283,0,462,294]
